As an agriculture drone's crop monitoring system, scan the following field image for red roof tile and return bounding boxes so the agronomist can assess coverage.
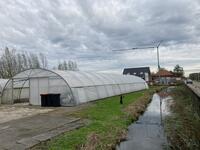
[154,70,174,77]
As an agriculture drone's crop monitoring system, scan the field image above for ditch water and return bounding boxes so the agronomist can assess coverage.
[117,88,173,150]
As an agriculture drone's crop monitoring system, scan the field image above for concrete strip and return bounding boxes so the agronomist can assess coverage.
[17,138,40,148]
[0,146,7,150]
[32,121,84,142]
[51,122,85,134]
[47,118,81,131]
[0,125,10,131]
[5,144,26,150]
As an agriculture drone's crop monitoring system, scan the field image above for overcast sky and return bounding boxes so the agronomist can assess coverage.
[0,0,200,76]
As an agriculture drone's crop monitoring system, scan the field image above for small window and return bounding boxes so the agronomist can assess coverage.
[140,72,143,74]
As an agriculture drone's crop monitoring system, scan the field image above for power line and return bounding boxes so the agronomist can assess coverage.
[112,41,163,70]
[112,46,155,51]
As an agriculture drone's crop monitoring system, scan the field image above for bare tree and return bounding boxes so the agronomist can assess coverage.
[39,53,48,69]
[0,47,48,78]
[29,53,40,68]
[1,47,16,78]
[56,60,78,71]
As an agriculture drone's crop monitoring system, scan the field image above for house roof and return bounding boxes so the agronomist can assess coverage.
[154,69,174,77]
[123,67,150,75]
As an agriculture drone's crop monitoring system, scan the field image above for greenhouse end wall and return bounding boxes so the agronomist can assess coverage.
[1,69,148,106]
[0,79,8,104]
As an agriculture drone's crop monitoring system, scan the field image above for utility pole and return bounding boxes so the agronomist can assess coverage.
[156,41,162,71]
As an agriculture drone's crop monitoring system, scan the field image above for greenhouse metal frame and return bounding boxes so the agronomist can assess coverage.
[0,79,8,104]
[1,68,148,106]
[0,79,8,93]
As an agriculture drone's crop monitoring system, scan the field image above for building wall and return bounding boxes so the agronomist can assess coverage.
[154,77,176,85]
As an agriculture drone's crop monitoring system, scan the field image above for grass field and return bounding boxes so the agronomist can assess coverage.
[33,87,163,150]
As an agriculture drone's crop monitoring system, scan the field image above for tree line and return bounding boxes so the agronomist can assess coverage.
[56,60,78,71]
[0,47,78,78]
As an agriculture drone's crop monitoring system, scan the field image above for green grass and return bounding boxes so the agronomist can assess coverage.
[165,85,200,150]
[46,91,144,150]
[33,86,164,150]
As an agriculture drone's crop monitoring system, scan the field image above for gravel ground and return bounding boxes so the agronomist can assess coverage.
[0,103,90,149]
[0,103,54,124]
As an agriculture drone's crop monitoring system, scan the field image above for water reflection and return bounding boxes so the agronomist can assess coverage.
[117,89,172,150]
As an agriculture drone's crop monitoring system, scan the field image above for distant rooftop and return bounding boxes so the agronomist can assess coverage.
[154,69,174,77]
[123,67,150,75]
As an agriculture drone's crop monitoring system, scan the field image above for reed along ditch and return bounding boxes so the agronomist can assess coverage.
[117,87,173,150]
[164,85,200,150]
[117,85,200,150]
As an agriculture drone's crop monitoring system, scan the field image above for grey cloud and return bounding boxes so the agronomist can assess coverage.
[0,0,199,76]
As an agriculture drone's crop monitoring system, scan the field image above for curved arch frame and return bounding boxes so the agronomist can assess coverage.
[0,80,9,98]
[1,68,75,104]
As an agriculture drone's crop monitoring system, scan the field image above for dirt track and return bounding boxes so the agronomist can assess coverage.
[0,103,53,124]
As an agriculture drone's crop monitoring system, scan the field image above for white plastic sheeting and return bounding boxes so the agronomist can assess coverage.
[0,79,8,93]
[1,69,148,106]
[0,79,8,104]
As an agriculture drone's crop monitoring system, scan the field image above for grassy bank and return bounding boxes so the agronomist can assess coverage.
[33,86,163,150]
[165,85,200,149]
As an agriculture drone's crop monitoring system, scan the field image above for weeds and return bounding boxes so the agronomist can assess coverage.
[165,85,200,150]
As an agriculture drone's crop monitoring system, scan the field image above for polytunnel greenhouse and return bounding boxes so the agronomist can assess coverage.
[0,79,8,103]
[0,79,8,93]
[1,68,148,106]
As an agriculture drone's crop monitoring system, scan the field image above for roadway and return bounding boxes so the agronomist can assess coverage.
[187,81,200,98]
